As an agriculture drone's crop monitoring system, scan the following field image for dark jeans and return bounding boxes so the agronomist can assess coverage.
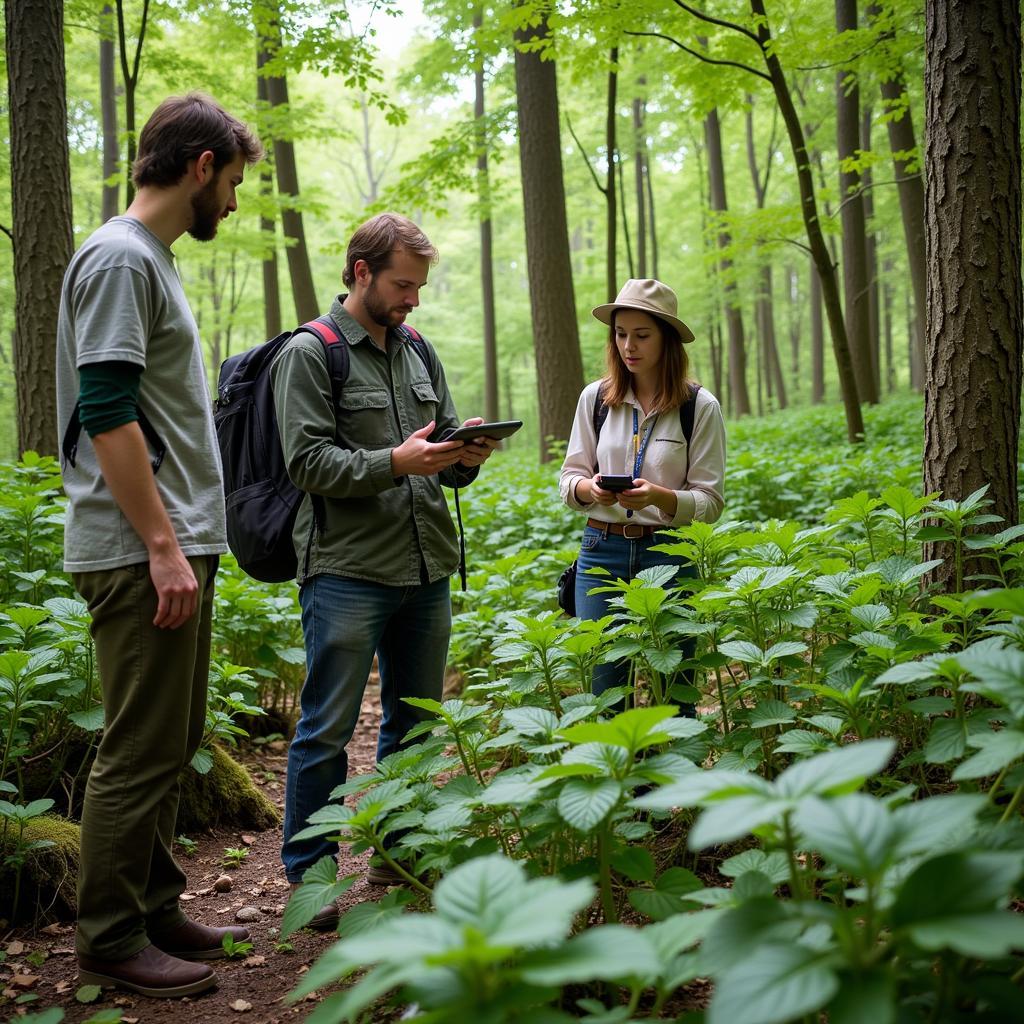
[281,573,451,882]
[575,524,697,710]
[73,555,218,960]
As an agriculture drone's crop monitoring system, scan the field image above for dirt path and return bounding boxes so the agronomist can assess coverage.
[2,680,389,1024]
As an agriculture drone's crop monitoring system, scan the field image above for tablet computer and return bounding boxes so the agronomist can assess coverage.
[439,420,523,443]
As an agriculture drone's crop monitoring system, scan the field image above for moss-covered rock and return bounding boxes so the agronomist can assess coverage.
[177,744,280,833]
[0,814,80,924]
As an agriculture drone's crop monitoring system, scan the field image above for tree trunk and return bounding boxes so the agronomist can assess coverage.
[759,264,787,409]
[787,264,801,393]
[100,3,119,222]
[6,0,74,456]
[646,136,659,279]
[924,0,1022,589]
[513,11,584,459]
[704,108,751,416]
[474,9,498,421]
[810,258,825,403]
[750,0,864,440]
[869,2,927,391]
[882,257,895,392]
[258,5,318,322]
[633,88,648,278]
[256,50,281,339]
[861,105,881,398]
[836,0,877,404]
[116,0,148,207]
[605,49,618,301]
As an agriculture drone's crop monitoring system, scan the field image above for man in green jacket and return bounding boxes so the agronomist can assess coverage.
[272,213,496,926]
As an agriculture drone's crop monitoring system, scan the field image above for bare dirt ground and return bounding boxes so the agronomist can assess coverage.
[2,680,389,1024]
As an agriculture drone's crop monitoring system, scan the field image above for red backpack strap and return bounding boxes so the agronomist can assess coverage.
[300,314,342,345]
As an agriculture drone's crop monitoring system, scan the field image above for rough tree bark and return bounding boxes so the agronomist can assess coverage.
[474,8,498,422]
[836,0,877,404]
[100,3,119,222]
[5,0,74,455]
[869,2,926,390]
[258,4,319,323]
[704,108,751,417]
[256,51,281,339]
[924,0,1022,589]
[513,11,583,459]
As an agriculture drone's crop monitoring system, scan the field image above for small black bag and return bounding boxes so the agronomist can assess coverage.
[557,559,577,616]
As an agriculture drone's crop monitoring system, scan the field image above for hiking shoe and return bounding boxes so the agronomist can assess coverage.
[366,860,419,887]
[78,944,216,998]
[150,918,250,961]
[288,881,339,931]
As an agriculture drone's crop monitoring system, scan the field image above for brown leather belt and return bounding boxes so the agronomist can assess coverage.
[587,517,659,539]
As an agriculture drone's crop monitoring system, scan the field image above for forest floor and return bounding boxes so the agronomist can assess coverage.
[2,676,390,1024]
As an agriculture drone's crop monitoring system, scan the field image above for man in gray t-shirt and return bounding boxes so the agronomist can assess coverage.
[56,93,261,999]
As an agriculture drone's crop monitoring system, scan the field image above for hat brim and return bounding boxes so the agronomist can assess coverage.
[592,301,696,343]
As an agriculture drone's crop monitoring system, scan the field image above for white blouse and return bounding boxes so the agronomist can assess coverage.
[559,379,726,528]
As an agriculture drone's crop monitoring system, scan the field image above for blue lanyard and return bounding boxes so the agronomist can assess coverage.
[632,407,657,477]
[627,408,657,518]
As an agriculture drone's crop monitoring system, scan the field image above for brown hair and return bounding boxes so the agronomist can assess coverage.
[132,93,263,188]
[342,212,439,287]
[601,312,692,412]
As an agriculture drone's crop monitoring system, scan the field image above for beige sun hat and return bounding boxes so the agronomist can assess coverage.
[592,279,695,343]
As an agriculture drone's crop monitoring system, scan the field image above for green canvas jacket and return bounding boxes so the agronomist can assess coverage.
[270,296,477,585]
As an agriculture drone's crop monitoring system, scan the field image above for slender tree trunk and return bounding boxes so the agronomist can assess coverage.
[704,108,751,416]
[115,0,148,207]
[617,155,634,279]
[646,140,659,279]
[258,5,318,322]
[633,86,648,278]
[760,264,787,408]
[787,264,801,393]
[836,0,877,404]
[862,105,881,398]
[6,0,74,455]
[924,0,1022,589]
[869,2,927,390]
[514,11,584,459]
[810,258,825,403]
[605,49,618,301]
[882,257,895,392]
[100,3,119,222]
[474,9,498,422]
[256,54,281,338]
[750,0,863,440]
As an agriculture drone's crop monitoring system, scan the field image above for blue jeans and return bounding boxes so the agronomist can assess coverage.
[575,523,697,709]
[281,573,451,882]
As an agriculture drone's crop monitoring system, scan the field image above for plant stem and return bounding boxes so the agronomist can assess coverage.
[597,826,617,923]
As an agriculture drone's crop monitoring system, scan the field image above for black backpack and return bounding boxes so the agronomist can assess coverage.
[214,316,430,583]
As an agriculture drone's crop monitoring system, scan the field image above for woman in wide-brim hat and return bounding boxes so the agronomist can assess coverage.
[558,278,727,712]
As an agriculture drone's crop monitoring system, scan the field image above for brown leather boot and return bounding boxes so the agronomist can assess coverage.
[150,918,251,961]
[288,881,339,931]
[78,944,216,998]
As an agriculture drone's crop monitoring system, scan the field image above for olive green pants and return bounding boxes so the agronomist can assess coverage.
[73,556,217,960]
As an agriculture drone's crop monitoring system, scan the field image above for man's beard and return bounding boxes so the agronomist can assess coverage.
[188,178,223,242]
[364,280,410,329]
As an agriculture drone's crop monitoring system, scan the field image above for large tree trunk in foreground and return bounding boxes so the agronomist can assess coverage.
[924,0,1022,591]
[6,0,74,456]
[514,12,583,459]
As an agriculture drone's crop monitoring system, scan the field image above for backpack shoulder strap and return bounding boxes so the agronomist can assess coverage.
[297,315,349,405]
[398,323,436,380]
[680,383,701,445]
[592,383,609,438]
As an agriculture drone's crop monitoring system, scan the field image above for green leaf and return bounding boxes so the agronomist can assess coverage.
[519,925,654,985]
[708,944,839,1024]
[189,748,214,775]
[748,700,797,729]
[952,729,1024,780]
[68,705,105,732]
[282,858,357,939]
[337,888,415,937]
[611,846,656,882]
[628,867,703,921]
[646,647,683,674]
[76,984,102,1003]
[502,706,558,737]
[718,640,763,665]
[905,912,1024,958]
[559,705,678,752]
[827,971,895,1024]
[720,849,790,886]
[925,718,967,764]
[557,778,622,831]
[775,739,896,798]
[794,794,897,878]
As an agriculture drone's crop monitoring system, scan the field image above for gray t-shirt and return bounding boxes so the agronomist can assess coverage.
[56,216,227,572]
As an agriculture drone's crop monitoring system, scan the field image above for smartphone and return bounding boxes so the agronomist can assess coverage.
[439,420,523,443]
[597,475,635,493]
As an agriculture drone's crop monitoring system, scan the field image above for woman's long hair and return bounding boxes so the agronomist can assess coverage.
[601,312,692,412]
